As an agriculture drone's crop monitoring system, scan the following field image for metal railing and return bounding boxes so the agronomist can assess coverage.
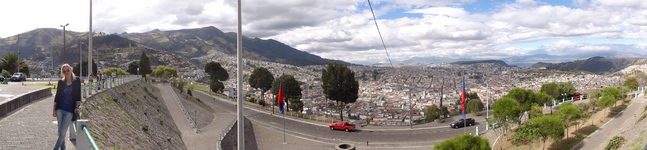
[169,84,197,131]
[218,117,237,150]
[73,113,100,150]
[72,75,142,150]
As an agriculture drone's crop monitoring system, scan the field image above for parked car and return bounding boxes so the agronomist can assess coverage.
[0,76,4,82]
[10,73,26,82]
[329,121,355,132]
[450,118,475,129]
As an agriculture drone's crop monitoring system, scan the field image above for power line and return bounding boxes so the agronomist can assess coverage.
[367,0,393,67]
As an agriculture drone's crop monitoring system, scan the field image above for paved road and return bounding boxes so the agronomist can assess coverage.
[575,92,647,150]
[192,90,481,149]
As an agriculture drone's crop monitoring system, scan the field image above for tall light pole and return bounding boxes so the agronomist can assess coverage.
[485,82,489,130]
[236,0,245,149]
[88,0,93,87]
[410,93,414,129]
[60,23,68,64]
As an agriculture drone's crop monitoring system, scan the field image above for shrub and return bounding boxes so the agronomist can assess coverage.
[259,100,266,106]
[187,89,193,96]
[605,136,625,150]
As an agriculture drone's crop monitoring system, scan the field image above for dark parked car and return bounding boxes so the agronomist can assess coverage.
[450,118,475,128]
[10,73,26,82]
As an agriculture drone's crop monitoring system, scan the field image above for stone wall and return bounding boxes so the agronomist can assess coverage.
[0,88,51,118]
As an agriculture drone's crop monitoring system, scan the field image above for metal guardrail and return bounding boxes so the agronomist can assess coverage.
[169,84,197,130]
[83,126,100,150]
[218,117,237,150]
[74,113,100,150]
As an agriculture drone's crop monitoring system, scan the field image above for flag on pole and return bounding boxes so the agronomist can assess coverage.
[461,76,466,117]
[278,79,284,114]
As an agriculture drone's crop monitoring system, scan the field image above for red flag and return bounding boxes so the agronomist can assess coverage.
[277,80,284,114]
[461,76,466,117]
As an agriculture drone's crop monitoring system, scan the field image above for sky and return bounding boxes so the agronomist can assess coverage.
[1,0,647,65]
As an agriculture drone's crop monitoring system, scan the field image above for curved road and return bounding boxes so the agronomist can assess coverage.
[192,90,482,147]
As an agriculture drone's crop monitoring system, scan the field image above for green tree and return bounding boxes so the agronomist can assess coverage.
[598,95,616,120]
[529,103,543,119]
[73,60,97,77]
[271,74,302,112]
[589,99,598,125]
[466,99,484,115]
[624,77,639,91]
[209,81,224,93]
[468,92,480,100]
[1,70,9,77]
[321,62,359,121]
[289,98,304,113]
[504,88,536,112]
[558,82,577,95]
[127,61,139,75]
[151,65,178,80]
[493,97,522,135]
[540,82,561,98]
[249,67,274,103]
[577,103,591,130]
[493,97,522,121]
[439,106,449,119]
[513,115,565,150]
[139,51,152,76]
[601,87,622,101]
[425,105,440,122]
[204,61,229,93]
[556,102,581,139]
[589,89,602,100]
[433,134,490,150]
[100,67,130,76]
[0,53,25,74]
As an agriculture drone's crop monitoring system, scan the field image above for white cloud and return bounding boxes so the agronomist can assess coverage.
[1,0,647,65]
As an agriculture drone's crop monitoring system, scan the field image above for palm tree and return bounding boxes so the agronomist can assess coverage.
[0,53,24,74]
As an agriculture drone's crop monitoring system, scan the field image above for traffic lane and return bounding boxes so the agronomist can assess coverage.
[193,91,477,143]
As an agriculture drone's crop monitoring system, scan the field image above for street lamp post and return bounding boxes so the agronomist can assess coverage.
[60,23,68,64]
[485,82,489,130]
[562,93,567,103]
[410,93,414,129]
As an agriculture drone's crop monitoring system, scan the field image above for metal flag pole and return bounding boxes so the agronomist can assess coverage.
[283,100,286,144]
[463,71,466,135]
[236,0,245,149]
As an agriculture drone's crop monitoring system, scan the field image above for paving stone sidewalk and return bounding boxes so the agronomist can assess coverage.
[0,95,76,150]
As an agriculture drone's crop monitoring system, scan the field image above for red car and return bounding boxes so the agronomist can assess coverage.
[329,121,355,132]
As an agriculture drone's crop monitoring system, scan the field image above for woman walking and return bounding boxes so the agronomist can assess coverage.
[52,64,81,150]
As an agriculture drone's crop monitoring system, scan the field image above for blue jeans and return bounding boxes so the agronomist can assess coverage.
[54,109,72,150]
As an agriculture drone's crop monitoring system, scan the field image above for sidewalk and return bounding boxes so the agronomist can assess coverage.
[157,84,235,150]
[574,92,647,150]
[0,94,76,149]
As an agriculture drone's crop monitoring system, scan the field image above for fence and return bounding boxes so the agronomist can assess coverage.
[169,84,197,132]
[217,117,237,150]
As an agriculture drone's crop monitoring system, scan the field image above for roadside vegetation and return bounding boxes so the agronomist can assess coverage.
[488,79,635,150]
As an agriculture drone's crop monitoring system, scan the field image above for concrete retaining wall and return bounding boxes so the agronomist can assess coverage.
[221,117,258,150]
[0,88,52,118]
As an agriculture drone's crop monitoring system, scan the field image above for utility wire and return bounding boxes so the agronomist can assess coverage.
[367,0,393,67]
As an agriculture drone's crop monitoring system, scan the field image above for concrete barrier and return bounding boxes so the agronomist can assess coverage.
[0,87,52,118]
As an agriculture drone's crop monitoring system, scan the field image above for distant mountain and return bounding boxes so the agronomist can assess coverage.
[451,60,511,67]
[120,26,341,66]
[530,56,647,74]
